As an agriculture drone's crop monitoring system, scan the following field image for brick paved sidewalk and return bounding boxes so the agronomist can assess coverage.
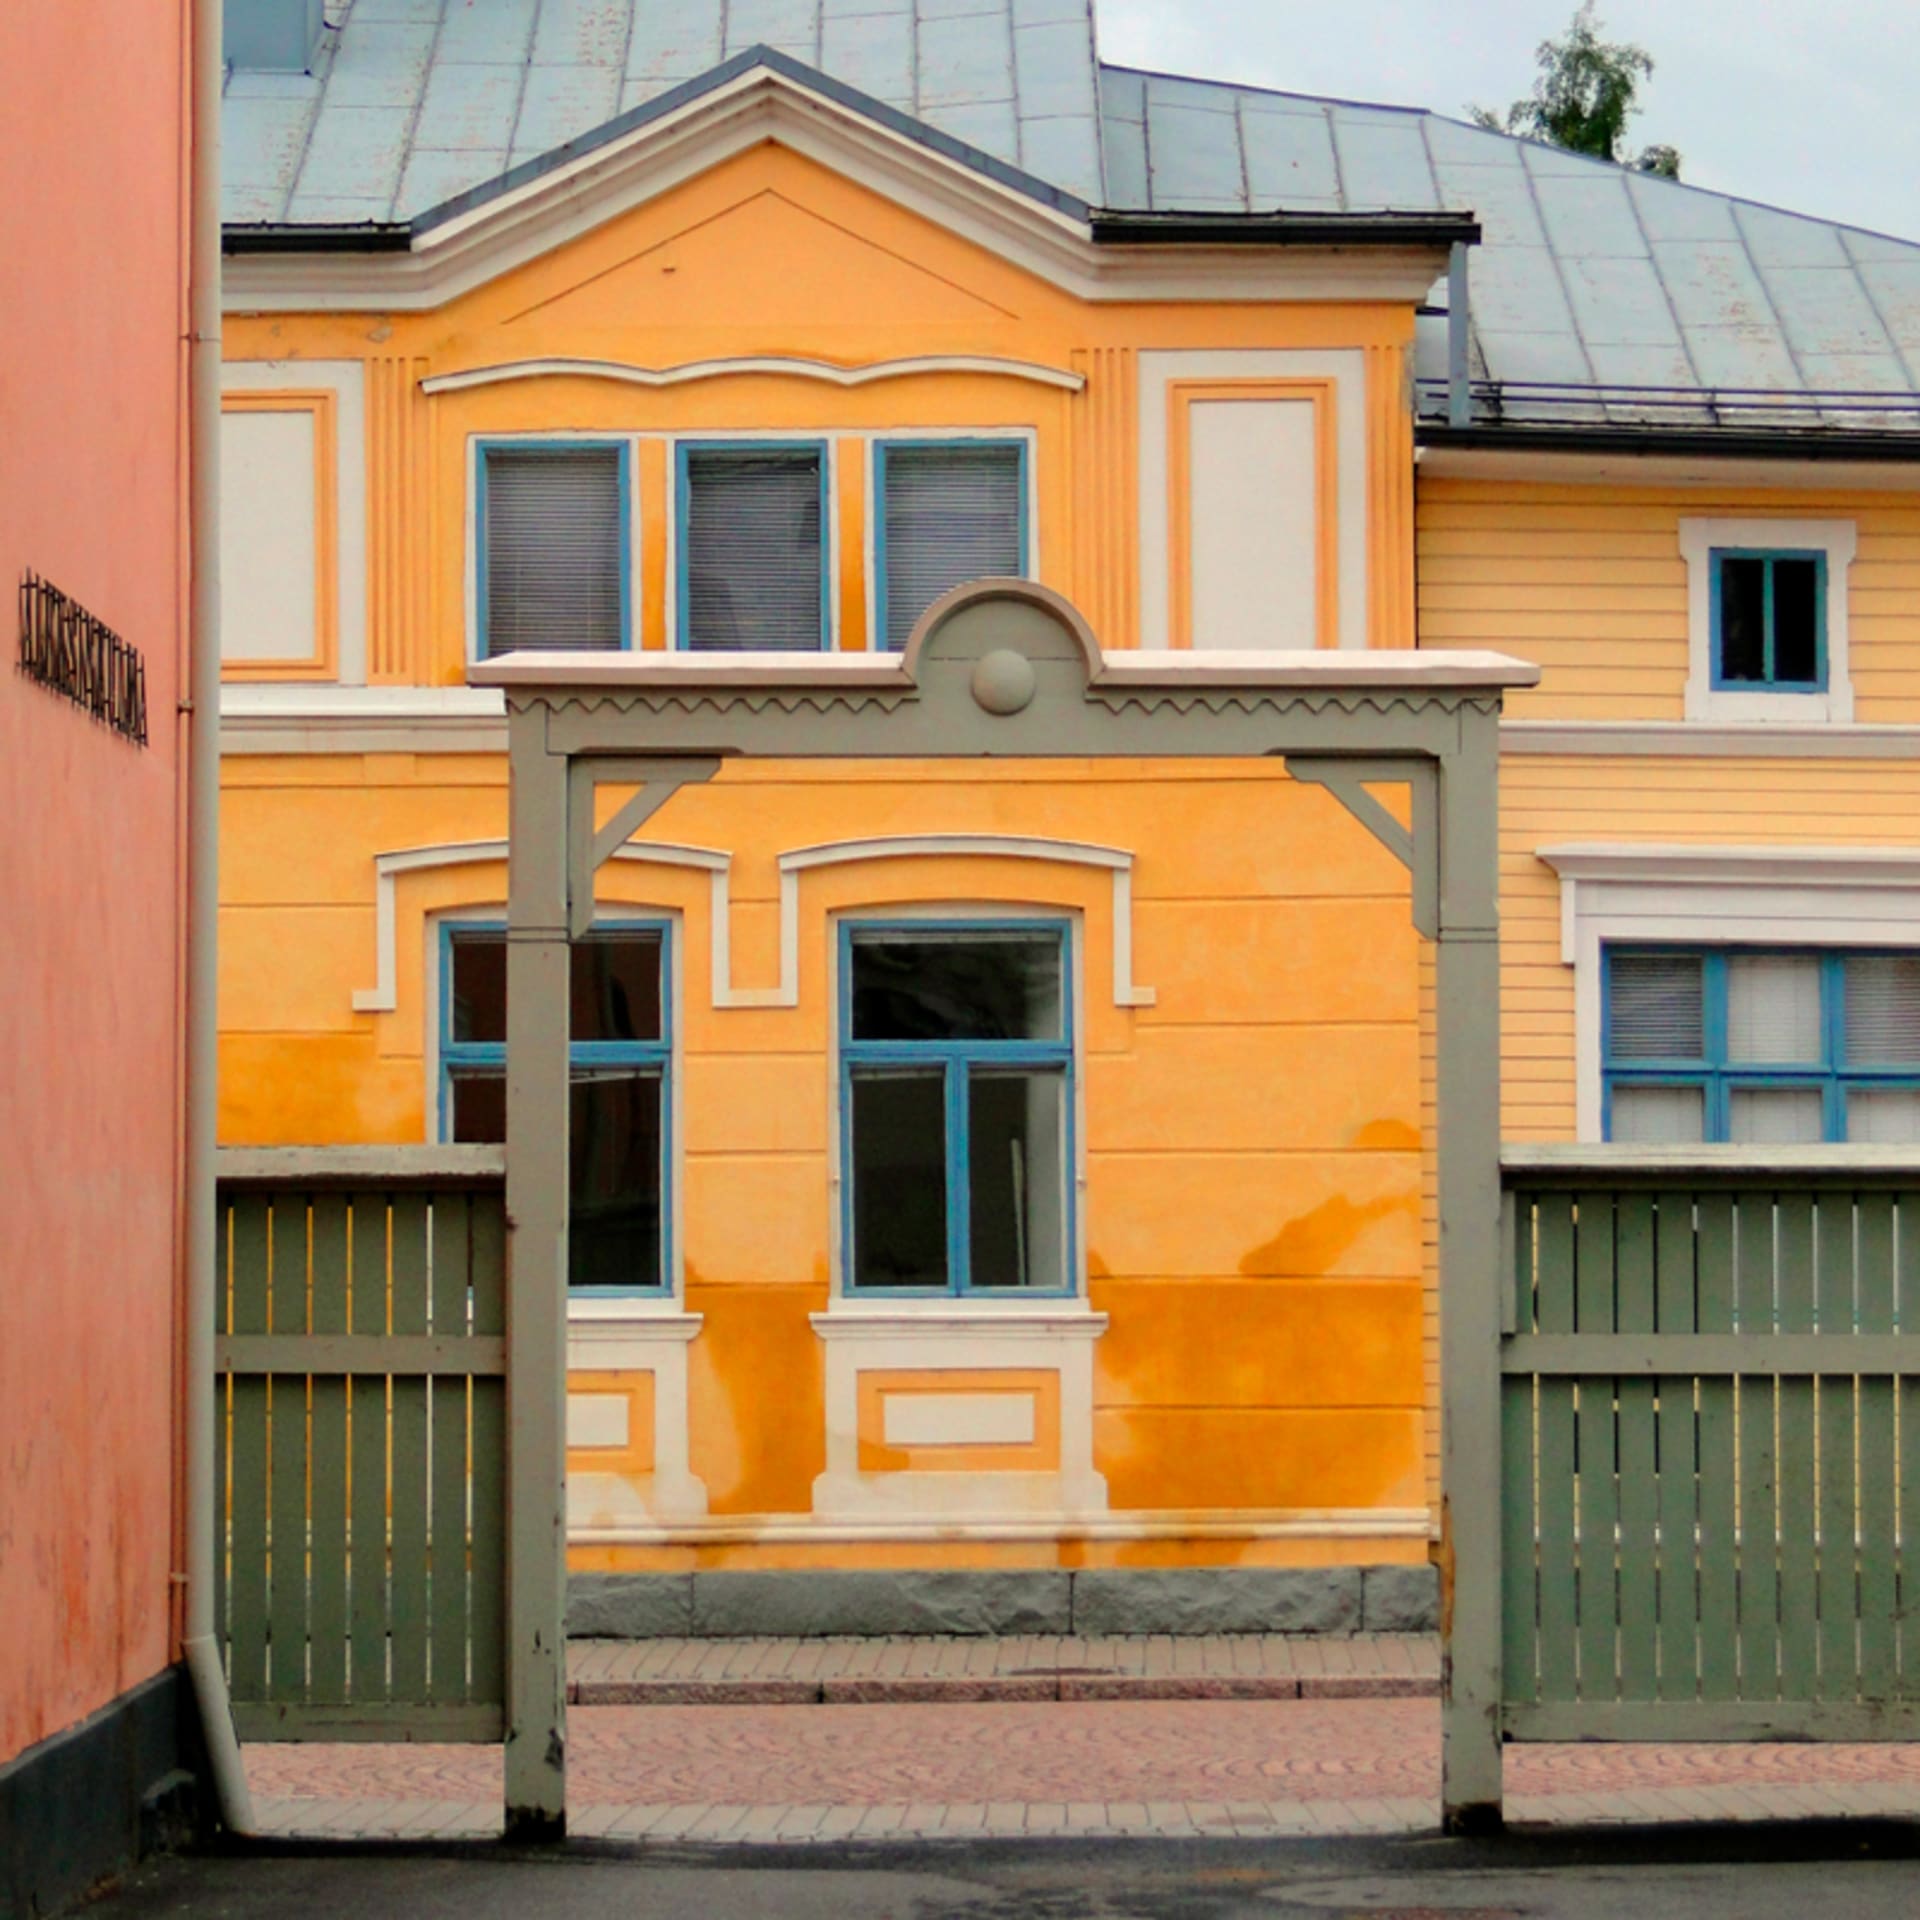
[566,1632,1440,1705]
[244,1694,1920,1845]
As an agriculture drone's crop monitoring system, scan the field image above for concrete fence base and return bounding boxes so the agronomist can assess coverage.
[566,1565,1438,1640]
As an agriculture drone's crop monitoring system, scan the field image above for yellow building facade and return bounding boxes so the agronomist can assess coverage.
[218,21,1920,1623]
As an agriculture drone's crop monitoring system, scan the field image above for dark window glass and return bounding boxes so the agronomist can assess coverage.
[571,932,663,1043]
[849,1070,948,1289]
[683,447,824,650]
[451,934,508,1043]
[968,1069,1066,1291]
[1718,556,1768,682]
[451,930,662,1045]
[850,932,1063,1043]
[1773,558,1820,683]
[569,1070,664,1290]
[448,1064,662,1289]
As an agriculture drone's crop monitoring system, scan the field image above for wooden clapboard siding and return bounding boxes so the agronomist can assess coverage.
[1419,479,1920,723]
[1496,754,1920,1142]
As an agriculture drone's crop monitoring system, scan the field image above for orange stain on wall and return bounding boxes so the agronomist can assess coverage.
[1238,1190,1416,1279]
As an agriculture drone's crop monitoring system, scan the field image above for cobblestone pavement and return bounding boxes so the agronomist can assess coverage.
[567,1633,1439,1704]
[245,1695,1920,1842]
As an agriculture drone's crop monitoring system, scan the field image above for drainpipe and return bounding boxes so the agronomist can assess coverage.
[183,0,255,1835]
[1447,240,1473,429]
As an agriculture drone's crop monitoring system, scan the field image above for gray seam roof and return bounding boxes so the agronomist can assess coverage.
[221,5,1920,430]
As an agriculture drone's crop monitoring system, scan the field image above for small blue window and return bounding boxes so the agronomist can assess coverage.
[840,922,1074,1295]
[476,442,631,657]
[1603,946,1920,1144]
[1710,549,1826,692]
[676,441,830,651]
[873,440,1028,650]
[442,922,671,1293]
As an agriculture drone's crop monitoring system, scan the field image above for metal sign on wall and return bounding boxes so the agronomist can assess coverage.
[17,570,148,746]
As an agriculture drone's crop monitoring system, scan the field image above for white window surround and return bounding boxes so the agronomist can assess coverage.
[1679,517,1857,725]
[823,903,1095,1311]
[1541,842,1920,1141]
[422,900,698,1329]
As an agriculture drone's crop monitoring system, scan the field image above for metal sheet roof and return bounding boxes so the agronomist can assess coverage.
[222,4,1920,433]
[1098,64,1920,430]
[222,0,1105,225]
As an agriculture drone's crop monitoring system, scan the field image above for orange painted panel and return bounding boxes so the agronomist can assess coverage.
[1095,1408,1428,1511]
[566,1369,657,1479]
[1085,1151,1422,1282]
[683,1155,831,1286]
[1091,1279,1426,1410]
[855,1368,1061,1473]
[218,1036,424,1145]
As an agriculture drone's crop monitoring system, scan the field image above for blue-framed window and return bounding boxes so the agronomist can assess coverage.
[873,439,1028,650]
[1604,946,1920,1144]
[475,441,631,658]
[441,920,671,1293]
[839,921,1075,1295]
[676,440,830,650]
[1710,548,1826,692]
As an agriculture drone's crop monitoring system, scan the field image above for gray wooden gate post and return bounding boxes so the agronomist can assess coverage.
[503,706,571,1839]
[1435,705,1506,1831]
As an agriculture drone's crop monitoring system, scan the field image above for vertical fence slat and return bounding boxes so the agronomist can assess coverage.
[389,1196,431,1704]
[1695,1192,1739,1702]
[1858,1195,1899,1699]
[1654,1189,1699,1700]
[348,1195,390,1706]
[226,1196,272,1702]
[307,1197,351,1704]
[1501,1375,1539,1705]
[430,1377,471,1703]
[468,1194,507,1708]
[1819,1375,1860,1702]
[1573,1193,1619,1700]
[1613,1194,1659,1699]
[1735,1191,1779,1705]
[469,1376,507,1708]
[264,1195,310,1705]
[1534,1194,1578,1701]
[1775,1193,1820,1702]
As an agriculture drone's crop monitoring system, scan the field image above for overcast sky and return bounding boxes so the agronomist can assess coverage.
[1096,1,1920,242]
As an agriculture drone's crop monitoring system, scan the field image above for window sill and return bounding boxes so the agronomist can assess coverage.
[568,1300,702,1342]
[1684,686,1850,726]
[811,1305,1107,1341]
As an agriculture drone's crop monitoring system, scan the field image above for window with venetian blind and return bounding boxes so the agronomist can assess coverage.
[1604,948,1920,1144]
[678,443,828,651]
[875,440,1027,650]
[478,443,627,656]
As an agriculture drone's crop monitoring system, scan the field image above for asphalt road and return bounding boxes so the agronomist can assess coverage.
[92,1824,1920,1919]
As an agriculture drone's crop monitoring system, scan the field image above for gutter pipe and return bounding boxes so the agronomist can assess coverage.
[183,0,254,1835]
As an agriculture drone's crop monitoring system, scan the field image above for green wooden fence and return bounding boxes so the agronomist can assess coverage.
[215,1148,508,1742]
[1501,1147,1920,1743]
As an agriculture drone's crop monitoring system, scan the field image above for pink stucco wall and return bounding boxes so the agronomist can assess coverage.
[0,3,191,1763]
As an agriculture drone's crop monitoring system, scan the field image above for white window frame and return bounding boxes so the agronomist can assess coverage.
[1679,517,1857,724]
[1542,843,1920,1141]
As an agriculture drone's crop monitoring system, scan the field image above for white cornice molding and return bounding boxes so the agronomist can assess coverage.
[420,354,1086,395]
[223,70,1452,313]
[1539,840,1920,1140]
[352,830,1155,1017]
[221,682,508,754]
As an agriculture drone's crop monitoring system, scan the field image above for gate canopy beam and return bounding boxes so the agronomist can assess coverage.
[1287,756,1438,938]
[566,755,723,939]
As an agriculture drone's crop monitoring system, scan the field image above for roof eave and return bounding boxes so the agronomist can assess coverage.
[1417,421,1920,463]
[1091,210,1480,249]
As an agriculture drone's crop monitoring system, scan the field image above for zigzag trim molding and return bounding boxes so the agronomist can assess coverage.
[352,833,1155,1014]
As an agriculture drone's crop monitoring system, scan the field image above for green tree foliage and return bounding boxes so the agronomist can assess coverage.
[1471,3,1680,179]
